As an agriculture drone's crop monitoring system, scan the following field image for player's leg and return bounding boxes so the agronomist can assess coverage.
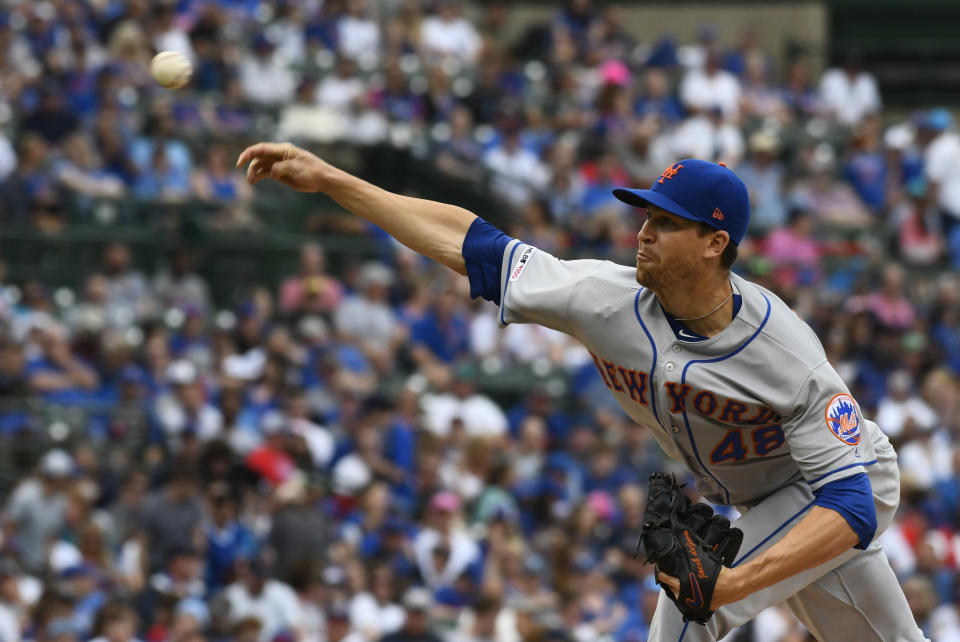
[648,480,863,642]
[784,542,928,642]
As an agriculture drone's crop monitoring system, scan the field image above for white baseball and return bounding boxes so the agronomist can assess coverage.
[150,51,192,90]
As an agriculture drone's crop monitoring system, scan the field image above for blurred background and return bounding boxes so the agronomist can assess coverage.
[0,0,958,640]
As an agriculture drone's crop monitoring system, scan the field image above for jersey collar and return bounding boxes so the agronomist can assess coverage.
[661,287,743,343]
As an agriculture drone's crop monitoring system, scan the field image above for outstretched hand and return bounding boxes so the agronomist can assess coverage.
[235,142,333,192]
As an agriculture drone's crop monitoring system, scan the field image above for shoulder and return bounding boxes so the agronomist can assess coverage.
[506,242,637,291]
[562,256,637,285]
[563,259,643,308]
[733,275,826,370]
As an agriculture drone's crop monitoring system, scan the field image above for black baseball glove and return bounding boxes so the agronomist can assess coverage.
[635,473,744,624]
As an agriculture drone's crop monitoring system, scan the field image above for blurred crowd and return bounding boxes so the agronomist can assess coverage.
[1,0,960,641]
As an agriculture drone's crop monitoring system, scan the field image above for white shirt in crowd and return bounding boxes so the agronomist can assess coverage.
[290,417,335,468]
[469,308,500,358]
[897,430,954,489]
[225,579,303,642]
[924,129,960,218]
[450,606,521,642]
[348,592,404,640]
[153,28,196,65]
[333,296,399,351]
[412,527,480,588]
[750,605,808,642]
[672,115,745,166]
[420,15,482,64]
[338,15,381,62]
[878,522,917,577]
[315,75,367,113]
[875,394,938,439]
[153,394,224,447]
[818,68,881,125]
[239,52,296,105]
[483,144,549,209]
[0,601,19,642]
[0,132,17,182]
[679,68,742,121]
[421,392,508,438]
[930,604,960,642]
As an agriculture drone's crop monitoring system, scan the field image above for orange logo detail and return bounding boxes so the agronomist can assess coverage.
[658,163,684,184]
[712,208,724,220]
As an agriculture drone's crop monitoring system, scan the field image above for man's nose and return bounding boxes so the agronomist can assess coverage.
[638,219,654,243]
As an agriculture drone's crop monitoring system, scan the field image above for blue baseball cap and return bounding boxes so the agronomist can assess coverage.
[613,159,751,245]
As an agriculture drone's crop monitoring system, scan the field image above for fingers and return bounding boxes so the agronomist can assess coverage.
[245,158,263,184]
[656,571,680,597]
[236,143,268,169]
[236,142,293,169]
[246,158,274,185]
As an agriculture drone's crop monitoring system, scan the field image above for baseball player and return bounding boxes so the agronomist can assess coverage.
[237,143,926,641]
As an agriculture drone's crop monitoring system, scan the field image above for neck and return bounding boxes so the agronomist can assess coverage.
[655,272,734,337]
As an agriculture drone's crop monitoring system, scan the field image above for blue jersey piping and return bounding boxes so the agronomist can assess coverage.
[634,289,663,429]
[806,459,878,485]
[498,242,521,326]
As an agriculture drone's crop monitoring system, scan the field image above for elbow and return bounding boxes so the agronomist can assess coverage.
[449,258,468,277]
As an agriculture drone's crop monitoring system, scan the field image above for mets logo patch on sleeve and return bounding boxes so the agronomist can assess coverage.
[825,393,861,445]
[510,247,535,281]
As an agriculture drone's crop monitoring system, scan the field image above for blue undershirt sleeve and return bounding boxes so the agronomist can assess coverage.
[461,217,513,304]
[812,472,877,550]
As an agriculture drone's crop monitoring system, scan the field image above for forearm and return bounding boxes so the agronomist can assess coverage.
[715,506,858,606]
[63,360,99,389]
[324,168,475,274]
[29,373,70,392]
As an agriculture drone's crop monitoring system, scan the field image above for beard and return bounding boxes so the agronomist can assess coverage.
[635,252,699,291]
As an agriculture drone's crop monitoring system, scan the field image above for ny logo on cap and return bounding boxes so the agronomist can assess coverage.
[658,163,683,184]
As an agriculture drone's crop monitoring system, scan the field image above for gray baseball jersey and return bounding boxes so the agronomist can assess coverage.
[493,240,926,641]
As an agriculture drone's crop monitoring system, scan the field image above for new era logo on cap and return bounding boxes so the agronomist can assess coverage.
[611,159,751,245]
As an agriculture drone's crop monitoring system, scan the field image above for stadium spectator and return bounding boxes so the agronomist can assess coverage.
[844,114,889,212]
[762,206,822,290]
[238,35,296,106]
[223,556,301,642]
[152,359,223,449]
[316,56,368,114]
[679,51,742,121]
[152,248,211,318]
[2,450,72,573]
[420,0,483,66]
[138,463,205,574]
[412,492,480,590]
[279,242,344,318]
[190,144,253,208]
[483,119,549,210]
[737,130,787,232]
[919,108,960,235]
[818,50,882,125]
[380,587,443,642]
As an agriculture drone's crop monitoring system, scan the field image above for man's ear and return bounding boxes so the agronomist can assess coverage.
[704,230,730,260]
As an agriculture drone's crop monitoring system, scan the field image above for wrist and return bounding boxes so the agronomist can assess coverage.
[321,164,353,195]
[713,566,749,608]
